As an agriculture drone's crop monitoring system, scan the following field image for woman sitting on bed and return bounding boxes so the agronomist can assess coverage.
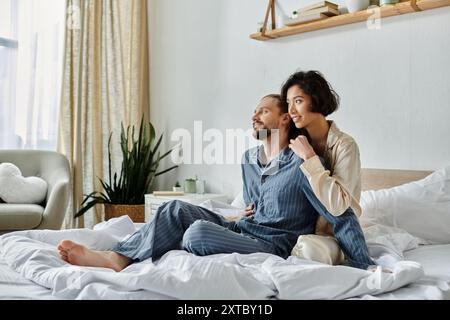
[282,70,370,267]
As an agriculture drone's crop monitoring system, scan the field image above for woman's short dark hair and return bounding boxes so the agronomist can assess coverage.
[261,93,306,141]
[281,70,340,117]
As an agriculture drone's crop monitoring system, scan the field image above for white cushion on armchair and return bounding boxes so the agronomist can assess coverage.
[0,150,70,231]
[0,162,47,204]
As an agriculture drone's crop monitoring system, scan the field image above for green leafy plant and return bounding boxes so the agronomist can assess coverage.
[74,118,178,218]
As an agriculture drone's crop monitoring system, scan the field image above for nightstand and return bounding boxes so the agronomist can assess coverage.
[144,193,228,222]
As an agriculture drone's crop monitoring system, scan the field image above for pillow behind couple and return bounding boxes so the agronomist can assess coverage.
[360,165,450,245]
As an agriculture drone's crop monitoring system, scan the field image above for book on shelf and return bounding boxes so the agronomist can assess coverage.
[284,12,329,26]
[298,1,339,12]
[298,5,340,17]
[283,1,340,27]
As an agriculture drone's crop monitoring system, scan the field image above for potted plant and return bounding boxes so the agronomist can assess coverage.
[74,118,177,222]
[173,181,183,192]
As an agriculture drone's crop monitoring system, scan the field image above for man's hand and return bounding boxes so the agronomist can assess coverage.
[289,135,316,160]
[225,203,254,222]
[241,203,254,217]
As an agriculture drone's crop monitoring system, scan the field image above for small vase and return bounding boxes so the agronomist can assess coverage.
[184,179,197,193]
[345,0,370,13]
[196,179,205,194]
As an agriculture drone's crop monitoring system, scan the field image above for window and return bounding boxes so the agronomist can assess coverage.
[0,0,18,148]
[0,0,65,150]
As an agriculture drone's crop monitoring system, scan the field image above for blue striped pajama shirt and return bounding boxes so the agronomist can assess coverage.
[111,146,374,269]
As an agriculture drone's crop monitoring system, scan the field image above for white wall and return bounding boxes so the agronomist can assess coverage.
[148,0,450,200]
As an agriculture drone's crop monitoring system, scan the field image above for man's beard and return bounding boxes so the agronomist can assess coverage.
[252,128,271,140]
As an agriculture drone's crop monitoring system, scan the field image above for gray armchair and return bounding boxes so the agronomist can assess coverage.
[0,150,70,232]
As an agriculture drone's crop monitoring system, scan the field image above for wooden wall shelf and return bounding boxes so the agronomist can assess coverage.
[250,0,450,41]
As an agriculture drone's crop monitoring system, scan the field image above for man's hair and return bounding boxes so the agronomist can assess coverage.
[261,93,305,141]
[280,70,340,117]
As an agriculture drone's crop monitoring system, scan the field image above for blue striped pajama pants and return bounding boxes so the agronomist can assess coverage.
[111,199,275,262]
[111,199,374,270]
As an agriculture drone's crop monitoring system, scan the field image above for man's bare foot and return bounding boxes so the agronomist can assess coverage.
[57,240,131,272]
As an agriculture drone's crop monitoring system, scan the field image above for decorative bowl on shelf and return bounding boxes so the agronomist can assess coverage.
[380,0,399,6]
[345,0,370,13]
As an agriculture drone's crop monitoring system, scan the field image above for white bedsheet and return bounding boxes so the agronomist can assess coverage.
[358,244,450,300]
[0,216,427,300]
[0,257,54,299]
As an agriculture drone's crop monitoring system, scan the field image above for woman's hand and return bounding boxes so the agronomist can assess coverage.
[241,203,254,217]
[289,135,316,160]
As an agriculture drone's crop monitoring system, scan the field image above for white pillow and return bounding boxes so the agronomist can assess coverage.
[0,162,47,204]
[360,165,450,245]
[291,234,344,265]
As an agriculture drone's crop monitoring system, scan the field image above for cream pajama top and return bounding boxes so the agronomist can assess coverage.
[291,121,363,265]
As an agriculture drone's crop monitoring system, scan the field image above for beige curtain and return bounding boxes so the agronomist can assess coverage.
[58,0,149,229]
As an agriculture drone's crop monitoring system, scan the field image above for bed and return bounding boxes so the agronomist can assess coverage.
[0,167,449,300]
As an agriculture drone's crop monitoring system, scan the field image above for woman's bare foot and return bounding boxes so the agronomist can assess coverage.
[57,240,131,272]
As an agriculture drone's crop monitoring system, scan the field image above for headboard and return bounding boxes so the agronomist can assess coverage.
[361,168,433,191]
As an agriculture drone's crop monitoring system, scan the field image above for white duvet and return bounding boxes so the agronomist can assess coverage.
[0,216,425,300]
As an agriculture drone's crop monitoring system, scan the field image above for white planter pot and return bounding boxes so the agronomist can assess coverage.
[345,0,370,13]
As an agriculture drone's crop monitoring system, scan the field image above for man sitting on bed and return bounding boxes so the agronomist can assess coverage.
[58,94,375,271]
